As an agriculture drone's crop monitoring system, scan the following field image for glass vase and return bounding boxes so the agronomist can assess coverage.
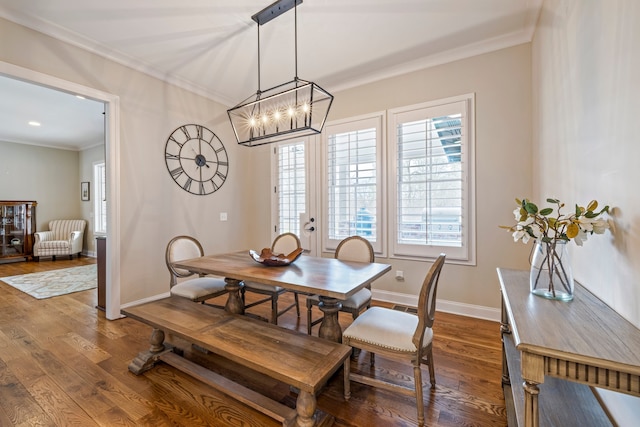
[529,239,574,301]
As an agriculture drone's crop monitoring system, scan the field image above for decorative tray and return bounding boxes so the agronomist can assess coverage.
[249,247,303,267]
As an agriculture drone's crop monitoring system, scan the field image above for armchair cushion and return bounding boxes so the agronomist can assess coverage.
[33,219,86,258]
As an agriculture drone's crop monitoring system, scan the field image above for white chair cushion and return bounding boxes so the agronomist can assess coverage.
[243,282,284,292]
[343,306,433,352]
[170,277,226,300]
[307,288,371,308]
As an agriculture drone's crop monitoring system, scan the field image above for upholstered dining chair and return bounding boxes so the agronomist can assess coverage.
[241,232,301,325]
[306,235,375,335]
[165,235,227,305]
[342,253,446,427]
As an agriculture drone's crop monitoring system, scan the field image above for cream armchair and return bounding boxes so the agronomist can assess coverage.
[33,219,86,261]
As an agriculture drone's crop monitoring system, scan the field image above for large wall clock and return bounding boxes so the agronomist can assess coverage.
[164,124,229,195]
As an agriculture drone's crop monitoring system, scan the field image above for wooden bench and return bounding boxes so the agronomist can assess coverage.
[122,296,351,427]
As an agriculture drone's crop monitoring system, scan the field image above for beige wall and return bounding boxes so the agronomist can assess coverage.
[532,0,640,421]
[248,44,534,314]
[533,0,640,328]
[1,17,253,304]
[0,140,81,228]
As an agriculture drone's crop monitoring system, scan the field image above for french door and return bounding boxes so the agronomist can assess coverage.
[271,137,320,256]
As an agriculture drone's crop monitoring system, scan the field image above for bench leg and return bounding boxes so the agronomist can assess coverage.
[128,328,173,375]
[317,296,343,343]
[295,390,316,427]
[224,278,245,315]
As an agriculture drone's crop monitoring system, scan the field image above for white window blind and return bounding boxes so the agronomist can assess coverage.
[390,96,474,261]
[276,141,306,236]
[324,115,382,253]
[94,162,107,234]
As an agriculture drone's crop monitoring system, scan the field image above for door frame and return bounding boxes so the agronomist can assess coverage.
[271,136,321,256]
[0,61,122,320]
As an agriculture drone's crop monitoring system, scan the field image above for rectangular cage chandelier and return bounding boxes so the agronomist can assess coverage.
[227,0,334,147]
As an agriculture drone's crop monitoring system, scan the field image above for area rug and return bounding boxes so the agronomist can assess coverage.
[0,265,97,299]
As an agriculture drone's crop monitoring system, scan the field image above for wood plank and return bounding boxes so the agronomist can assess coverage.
[499,268,640,375]
[122,296,351,394]
[502,291,614,426]
[160,352,297,427]
[0,257,509,426]
[173,251,391,300]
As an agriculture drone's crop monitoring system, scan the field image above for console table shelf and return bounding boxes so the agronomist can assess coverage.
[498,268,640,427]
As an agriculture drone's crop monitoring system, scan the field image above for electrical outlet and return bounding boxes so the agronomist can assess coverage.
[395,270,404,281]
[220,212,228,221]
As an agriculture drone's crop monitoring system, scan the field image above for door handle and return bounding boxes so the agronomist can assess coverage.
[304,217,315,232]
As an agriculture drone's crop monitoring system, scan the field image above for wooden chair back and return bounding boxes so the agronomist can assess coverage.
[271,232,301,255]
[413,254,446,351]
[165,235,205,286]
[335,236,374,263]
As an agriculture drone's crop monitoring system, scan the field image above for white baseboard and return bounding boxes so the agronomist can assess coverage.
[120,292,170,311]
[121,290,501,322]
[372,289,501,322]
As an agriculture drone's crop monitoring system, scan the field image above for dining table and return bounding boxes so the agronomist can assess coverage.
[173,250,391,342]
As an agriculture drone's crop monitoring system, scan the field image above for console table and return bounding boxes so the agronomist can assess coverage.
[498,268,640,427]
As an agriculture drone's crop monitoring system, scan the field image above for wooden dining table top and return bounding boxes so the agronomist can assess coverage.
[173,250,391,300]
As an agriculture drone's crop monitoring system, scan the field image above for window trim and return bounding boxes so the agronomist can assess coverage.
[388,93,476,265]
[321,112,386,256]
[93,161,107,235]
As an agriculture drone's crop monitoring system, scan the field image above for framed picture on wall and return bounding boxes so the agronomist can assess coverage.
[81,181,90,201]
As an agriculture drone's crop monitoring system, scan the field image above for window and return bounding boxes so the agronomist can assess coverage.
[389,95,474,262]
[93,162,107,234]
[323,114,383,253]
[275,141,306,236]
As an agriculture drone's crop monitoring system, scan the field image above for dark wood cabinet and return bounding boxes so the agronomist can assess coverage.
[96,236,106,311]
[0,201,37,262]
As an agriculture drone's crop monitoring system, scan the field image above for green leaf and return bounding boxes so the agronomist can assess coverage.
[575,204,582,216]
[547,198,560,204]
[539,208,553,216]
[515,197,522,205]
[587,200,598,211]
[525,202,538,214]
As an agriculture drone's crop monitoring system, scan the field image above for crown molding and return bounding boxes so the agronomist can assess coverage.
[0,7,235,106]
[328,29,534,95]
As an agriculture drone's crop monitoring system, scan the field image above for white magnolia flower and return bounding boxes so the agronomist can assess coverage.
[573,230,589,246]
[592,219,609,234]
[504,198,609,247]
[578,217,595,232]
[513,228,527,243]
[513,208,522,221]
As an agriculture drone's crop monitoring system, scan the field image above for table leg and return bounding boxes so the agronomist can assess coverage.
[523,380,540,427]
[500,297,512,385]
[295,390,316,427]
[318,296,342,343]
[224,278,244,315]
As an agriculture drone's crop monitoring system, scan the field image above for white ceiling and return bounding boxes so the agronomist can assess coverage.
[0,0,542,150]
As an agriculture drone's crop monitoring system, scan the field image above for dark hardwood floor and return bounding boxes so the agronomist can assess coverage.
[0,258,507,426]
